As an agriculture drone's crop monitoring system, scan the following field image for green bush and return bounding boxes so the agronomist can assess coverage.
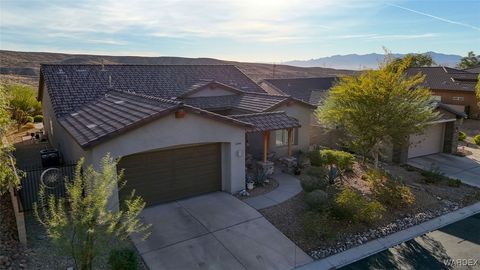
[473,135,480,145]
[26,116,34,123]
[458,131,467,141]
[304,166,327,178]
[33,115,43,123]
[305,189,329,211]
[302,211,335,240]
[421,167,446,184]
[447,179,462,187]
[299,175,328,192]
[108,248,139,270]
[366,169,415,209]
[320,149,355,172]
[331,187,385,224]
[308,151,323,166]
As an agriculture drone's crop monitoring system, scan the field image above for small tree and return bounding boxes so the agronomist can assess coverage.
[317,56,438,167]
[457,51,479,69]
[0,85,21,195]
[4,84,41,130]
[390,53,435,71]
[34,155,151,270]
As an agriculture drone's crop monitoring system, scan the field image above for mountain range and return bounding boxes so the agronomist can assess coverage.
[285,52,462,70]
[0,50,355,88]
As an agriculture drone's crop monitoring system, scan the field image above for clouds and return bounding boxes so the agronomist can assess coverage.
[0,0,366,43]
[0,0,478,61]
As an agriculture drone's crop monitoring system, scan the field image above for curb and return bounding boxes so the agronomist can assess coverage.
[296,201,480,270]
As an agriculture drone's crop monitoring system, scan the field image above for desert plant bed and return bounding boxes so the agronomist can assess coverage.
[260,161,480,260]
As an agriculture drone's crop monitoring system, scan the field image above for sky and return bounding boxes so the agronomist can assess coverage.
[0,0,479,62]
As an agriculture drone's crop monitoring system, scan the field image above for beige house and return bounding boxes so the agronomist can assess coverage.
[39,64,314,208]
[259,76,467,163]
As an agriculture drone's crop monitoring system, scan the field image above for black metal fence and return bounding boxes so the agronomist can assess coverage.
[18,162,77,212]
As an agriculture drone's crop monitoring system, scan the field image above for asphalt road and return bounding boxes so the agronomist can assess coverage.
[341,214,480,270]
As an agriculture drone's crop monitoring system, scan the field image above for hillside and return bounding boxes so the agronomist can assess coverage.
[285,52,462,70]
[0,50,356,89]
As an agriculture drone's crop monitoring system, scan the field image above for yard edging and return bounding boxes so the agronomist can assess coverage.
[296,201,480,270]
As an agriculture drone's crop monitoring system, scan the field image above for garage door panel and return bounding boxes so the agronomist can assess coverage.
[118,143,221,206]
[408,123,444,158]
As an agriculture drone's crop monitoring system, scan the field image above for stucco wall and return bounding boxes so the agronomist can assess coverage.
[89,112,246,208]
[268,103,312,156]
[42,87,90,163]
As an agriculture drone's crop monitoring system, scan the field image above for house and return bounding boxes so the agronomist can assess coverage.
[465,65,480,73]
[390,103,466,162]
[406,67,479,119]
[259,77,339,146]
[260,76,467,162]
[38,64,314,208]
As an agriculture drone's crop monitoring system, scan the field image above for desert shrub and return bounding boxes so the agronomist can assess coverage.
[474,135,480,145]
[359,201,386,224]
[302,211,335,240]
[26,116,34,123]
[458,131,467,141]
[421,167,446,184]
[33,115,43,123]
[304,166,327,178]
[305,189,329,211]
[308,151,323,166]
[447,179,462,187]
[331,187,385,224]
[108,248,138,270]
[320,149,355,171]
[366,169,415,209]
[300,175,328,192]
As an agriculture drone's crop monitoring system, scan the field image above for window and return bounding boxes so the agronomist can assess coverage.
[452,96,464,101]
[275,128,298,146]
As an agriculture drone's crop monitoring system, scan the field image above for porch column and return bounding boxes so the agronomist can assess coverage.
[287,128,293,157]
[263,131,269,162]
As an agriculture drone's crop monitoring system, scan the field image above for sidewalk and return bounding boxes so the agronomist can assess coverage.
[297,201,480,270]
[244,168,302,210]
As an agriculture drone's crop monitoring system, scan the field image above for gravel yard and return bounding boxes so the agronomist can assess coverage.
[260,162,480,259]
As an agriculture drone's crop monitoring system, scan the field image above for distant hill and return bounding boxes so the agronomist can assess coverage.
[285,52,462,70]
[0,50,356,89]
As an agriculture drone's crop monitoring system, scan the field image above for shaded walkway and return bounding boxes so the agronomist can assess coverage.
[243,168,302,210]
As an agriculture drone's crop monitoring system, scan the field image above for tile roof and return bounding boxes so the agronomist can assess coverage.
[263,77,338,104]
[58,90,180,147]
[40,64,266,117]
[230,111,301,133]
[182,92,290,113]
[406,67,478,92]
[58,90,251,148]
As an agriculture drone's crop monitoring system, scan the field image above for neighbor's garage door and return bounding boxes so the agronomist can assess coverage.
[408,123,444,158]
[118,143,221,206]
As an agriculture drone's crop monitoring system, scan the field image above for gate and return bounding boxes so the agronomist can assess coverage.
[18,162,77,211]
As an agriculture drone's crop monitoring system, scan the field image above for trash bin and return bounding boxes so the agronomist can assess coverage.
[40,149,60,167]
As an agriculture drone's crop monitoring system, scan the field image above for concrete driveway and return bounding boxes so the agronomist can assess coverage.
[408,153,480,187]
[130,192,312,270]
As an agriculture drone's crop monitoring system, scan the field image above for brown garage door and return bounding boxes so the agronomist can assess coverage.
[118,143,221,206]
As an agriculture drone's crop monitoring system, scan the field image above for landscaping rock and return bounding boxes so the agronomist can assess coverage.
[308,201,462,259]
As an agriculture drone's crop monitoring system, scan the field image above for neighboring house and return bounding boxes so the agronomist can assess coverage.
[259,77,338,146]
[465,65,480,73]
[259,76,467,162]
[407,67,480,119]
[389,103,466,163]
[39,64,314,208]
